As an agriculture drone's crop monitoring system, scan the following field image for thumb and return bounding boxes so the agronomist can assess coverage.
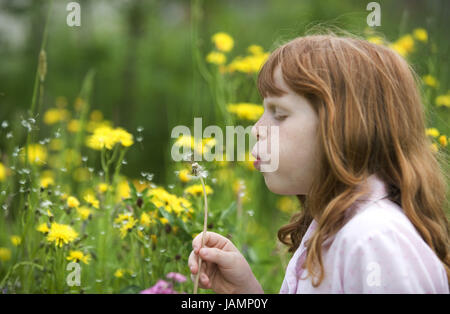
[199,247,234,268]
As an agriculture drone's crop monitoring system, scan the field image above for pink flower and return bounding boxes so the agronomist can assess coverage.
[166,272,187,283]
[140,280,176,294]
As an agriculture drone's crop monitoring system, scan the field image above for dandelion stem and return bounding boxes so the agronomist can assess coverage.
[193,175,208,294]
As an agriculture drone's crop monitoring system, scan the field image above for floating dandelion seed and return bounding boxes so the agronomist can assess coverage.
[21,119,32,132]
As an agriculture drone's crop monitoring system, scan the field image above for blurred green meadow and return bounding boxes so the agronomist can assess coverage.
[0,0,449,293]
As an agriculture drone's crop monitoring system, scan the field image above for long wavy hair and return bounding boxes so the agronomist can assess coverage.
[257,34,450,287]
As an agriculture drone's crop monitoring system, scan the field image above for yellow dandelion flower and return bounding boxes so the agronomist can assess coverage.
[21,144,47,166]
[439,135,448,147]
[0,162,6,182]
[140,212,152,227]
[436,94,450,108]
[10,235,22,246]
[43,108,69,125]
[113,127,134,147]
[77,206,92,221]
[116,179,131,201]
[67,250,90,264]
[426,128,440,138]
[37,223,50,234]
[90,110,104,122]
[67,119,80,133]
[40,176,54,189]
[84,193,99,209]
[86,126,116,150]
[423,75,438,88]
[119,216,137,238]
[184,184,213,197]
[227,103,264,121]
[67,196,80,208]
[114,269,124,278]
[159,217,169,225]
[174,134,195,149]
[178,169,191,183]
[0,247,11,262]
[389,34,414,57]
[115,212,133,224]
[276,196,299,214]
[367,36,384,45]
[206,51,227,65]
[46,223,78,248]
[247,45,264,55]
[211,32,234,52]
[413,28,428,42]
[98,183,109,193]
[226,53,269,74]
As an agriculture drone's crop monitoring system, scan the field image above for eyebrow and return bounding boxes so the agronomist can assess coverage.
[263,99,290,111]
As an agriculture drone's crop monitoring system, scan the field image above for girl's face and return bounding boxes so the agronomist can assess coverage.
[252,65,320,195]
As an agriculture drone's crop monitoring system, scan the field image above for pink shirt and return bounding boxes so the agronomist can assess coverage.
[280,174,449,294]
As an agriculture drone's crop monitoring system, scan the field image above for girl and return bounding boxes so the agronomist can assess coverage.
[188,34,450,293]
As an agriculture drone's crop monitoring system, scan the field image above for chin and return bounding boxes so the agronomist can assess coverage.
[263,174,293,195]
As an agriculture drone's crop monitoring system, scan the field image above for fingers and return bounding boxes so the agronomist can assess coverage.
[198,247,234,268]
[192,231,230,252]
[190,272,211,289]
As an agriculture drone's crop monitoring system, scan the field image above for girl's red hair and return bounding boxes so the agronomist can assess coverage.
[258,34,450,287]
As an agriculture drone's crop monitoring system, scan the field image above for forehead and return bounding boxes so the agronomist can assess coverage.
[263,65,292,104]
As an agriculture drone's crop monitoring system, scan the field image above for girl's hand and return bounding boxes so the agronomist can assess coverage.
[188,231,264,294]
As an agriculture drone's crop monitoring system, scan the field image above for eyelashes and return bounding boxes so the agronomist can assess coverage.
[264,104,288,121]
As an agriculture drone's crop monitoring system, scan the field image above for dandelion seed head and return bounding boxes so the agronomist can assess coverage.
[1,121,8,128]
